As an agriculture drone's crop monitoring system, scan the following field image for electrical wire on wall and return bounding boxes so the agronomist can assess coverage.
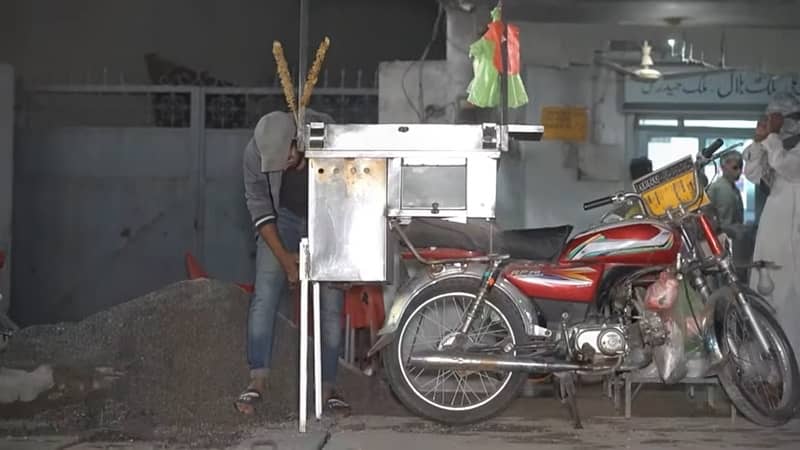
[401,1,445,123]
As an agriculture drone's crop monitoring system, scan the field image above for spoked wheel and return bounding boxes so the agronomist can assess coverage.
[383,278,529,424]
[715,291,800,426]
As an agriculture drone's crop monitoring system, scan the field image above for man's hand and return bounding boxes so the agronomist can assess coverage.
[755,119,769,142]
[286,144,306,171]
[767,112,784,135]
[258,223,301,288]
[279,252,300,288]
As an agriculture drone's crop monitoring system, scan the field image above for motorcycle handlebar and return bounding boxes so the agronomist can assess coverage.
[583,196,615,211]
[584,138,729,216]
[701,138,724,159]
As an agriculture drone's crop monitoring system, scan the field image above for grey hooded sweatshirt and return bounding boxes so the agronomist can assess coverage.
[242,109,334,232]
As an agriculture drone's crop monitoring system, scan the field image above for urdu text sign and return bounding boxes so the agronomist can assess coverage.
[624,71,800,107]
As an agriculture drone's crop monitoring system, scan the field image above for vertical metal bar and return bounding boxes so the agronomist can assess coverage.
[190,87,207,261]
[346,324,353,364]
[312,282,322,419]
[499,18,509,151]
[344,314,351,362]
[625,376,632,419]
[298,0,310,128]
[298,239,310,432]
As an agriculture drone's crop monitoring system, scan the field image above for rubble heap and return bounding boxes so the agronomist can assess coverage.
[0,279,402,440]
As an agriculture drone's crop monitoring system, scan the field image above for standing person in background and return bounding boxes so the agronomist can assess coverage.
[602,156,653,222]
[629,156,654,181]
[742,93,800,364]
[707,150,745,228]
[236,109,350,416]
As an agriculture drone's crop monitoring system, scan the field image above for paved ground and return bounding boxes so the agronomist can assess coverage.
[2,415,799,450]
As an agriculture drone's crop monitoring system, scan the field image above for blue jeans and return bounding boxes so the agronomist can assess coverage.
[247,208,344,384]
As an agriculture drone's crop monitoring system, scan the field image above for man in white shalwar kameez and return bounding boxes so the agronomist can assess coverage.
[742,93,800,363]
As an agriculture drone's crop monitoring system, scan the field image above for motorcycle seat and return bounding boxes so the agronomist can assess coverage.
[498,227,573,261]
[400,219,573,262]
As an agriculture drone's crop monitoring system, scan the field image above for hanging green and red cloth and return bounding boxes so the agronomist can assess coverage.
[467,6,529,109]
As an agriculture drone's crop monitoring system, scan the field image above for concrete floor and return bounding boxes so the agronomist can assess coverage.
[2,415,799,450]
[0,381,793,449]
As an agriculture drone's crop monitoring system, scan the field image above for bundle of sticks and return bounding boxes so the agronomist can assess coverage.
[272,36,331,127]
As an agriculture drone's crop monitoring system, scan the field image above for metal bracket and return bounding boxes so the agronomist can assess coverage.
[481,123,498,149]
[307,122,326,150]
[533,324,553,338]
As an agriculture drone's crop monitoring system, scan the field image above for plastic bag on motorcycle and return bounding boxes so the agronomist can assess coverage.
[641,270,716,383]
[644,270,689,383]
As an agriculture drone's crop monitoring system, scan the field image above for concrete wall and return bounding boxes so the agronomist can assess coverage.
[519,66,627,232]
[0,0,445,86]
[11,122,257,326]
[0,65,12,314]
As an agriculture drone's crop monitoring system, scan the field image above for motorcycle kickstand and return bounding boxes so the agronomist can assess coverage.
[554,372,583,429]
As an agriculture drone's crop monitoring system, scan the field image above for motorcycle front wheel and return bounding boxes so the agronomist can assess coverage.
[382,277,529,425]
[714,288,800,426]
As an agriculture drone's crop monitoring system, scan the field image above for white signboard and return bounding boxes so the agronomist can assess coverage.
[624,71,800,108]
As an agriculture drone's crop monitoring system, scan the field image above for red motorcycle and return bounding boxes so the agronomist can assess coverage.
[371,139,799,427]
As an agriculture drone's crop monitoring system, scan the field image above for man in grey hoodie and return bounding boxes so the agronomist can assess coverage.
[236,109,349,415]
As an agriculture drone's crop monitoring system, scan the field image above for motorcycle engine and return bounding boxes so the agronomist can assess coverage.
[568,322,628,362]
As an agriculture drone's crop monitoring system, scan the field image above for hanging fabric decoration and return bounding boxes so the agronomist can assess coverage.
[466,5,529,108]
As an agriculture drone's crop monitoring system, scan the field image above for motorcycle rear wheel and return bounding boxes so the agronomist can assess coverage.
[715,289,800,426]
[383,278,529,425]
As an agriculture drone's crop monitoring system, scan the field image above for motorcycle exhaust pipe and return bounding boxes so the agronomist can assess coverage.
[408,351,591,373]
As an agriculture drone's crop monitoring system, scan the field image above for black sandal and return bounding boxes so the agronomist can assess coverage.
[326,392,351,414]
[234,388,262,413]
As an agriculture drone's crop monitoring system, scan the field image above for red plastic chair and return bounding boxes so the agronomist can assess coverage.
[183,252,254,293]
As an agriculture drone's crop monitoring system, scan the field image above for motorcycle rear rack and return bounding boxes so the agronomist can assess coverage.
[389,218,510,266]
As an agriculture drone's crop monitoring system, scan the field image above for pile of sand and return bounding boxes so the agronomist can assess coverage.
[0,279,403,443]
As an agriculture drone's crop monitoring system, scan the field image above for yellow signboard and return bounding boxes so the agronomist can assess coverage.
[632,156,710,217]
[541,106,588,142]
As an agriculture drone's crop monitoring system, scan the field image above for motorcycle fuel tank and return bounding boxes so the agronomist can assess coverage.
[559,220,680,266]
[504,263,603,303]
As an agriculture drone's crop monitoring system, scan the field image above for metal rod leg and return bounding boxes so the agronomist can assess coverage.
[344,315,351,363]
[298,238,310,433]
[313,282,322,419]
[299,278,309,432]
[625,376,632,419]
[707,385,716,409]
[349,328,356,365]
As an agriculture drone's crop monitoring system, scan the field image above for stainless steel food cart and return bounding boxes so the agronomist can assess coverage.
[296,122,543,431]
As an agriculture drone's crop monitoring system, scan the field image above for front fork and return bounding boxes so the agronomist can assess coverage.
[691,215,773,356]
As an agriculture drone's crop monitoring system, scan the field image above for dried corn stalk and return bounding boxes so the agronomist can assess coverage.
[272,40,297,121]
[300,36,331,108]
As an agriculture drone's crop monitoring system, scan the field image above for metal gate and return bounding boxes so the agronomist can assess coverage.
[13,81,377,325]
